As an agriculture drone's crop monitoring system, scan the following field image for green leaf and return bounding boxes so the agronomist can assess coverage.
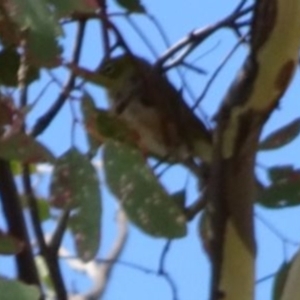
[80,95,137,154]
[257,183,300,208]
[259,118,300,151]
[170,190,186,210]
[103,140,186,238]
[273,261,292,300]
[10,0,62,66]
[37,199,51,222]
[50,148,101,261]
[0,133,55,163]
[80,94,101,157]
[47,0,97,17]
[0,278,40,300]
[268,165,295,183]
[96,109,137,146]
[0,48,39,86]
[115,0,146,13]
[257,166,300,208]
[10,161,36,175]
[0,232,24,255]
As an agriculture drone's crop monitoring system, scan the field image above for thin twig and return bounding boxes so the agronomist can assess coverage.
[158,240,172,273]
[66,208,128,299]
[180,62,207,75]
[31,20,86,137]
[192,37,245,110]
[49,208,71,253]
[185,194,208,221]
[158,241,179,300]
[125,15,158,58]
[256,272,276,284]
[97,0,110,55]
[148,14,172,51]
[155,6,253,68]
[233,0,250,15]
[255,212,300,246]
[22,165,67,299]
[31,79,55,107]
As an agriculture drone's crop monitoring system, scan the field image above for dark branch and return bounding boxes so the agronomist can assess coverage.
[192,36,245,110]
[22,165,67,299]
[0,160,40,286]
[155,5,253,69]
[31,21,86,137]
[49,208,71,253]
[97,0,110,55]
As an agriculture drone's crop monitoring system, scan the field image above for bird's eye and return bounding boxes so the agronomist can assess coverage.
[101,63,115,76]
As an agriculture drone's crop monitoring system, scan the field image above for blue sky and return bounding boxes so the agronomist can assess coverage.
[1,1,300,299]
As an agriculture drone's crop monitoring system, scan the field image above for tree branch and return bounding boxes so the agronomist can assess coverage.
[31,20,86,137]
[155,5,253,69]
[22,165,67,299]
[0,160,40,286]
[207,0,300,299]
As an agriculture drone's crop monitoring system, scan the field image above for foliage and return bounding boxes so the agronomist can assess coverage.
[0,0,299,300]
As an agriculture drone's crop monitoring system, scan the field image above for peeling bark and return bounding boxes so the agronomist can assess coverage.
[207,0,300,299]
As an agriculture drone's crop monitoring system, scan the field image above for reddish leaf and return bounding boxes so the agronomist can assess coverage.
[50,148,101,261]
[268,165,300,183]
[50,148,98,208]
[0,98,15,126]
[259,118,300,151]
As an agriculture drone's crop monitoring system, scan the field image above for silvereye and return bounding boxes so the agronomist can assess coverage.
[97,54,212,163]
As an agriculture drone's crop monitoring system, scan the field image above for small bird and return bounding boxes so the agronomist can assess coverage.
[96,53,212,164]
